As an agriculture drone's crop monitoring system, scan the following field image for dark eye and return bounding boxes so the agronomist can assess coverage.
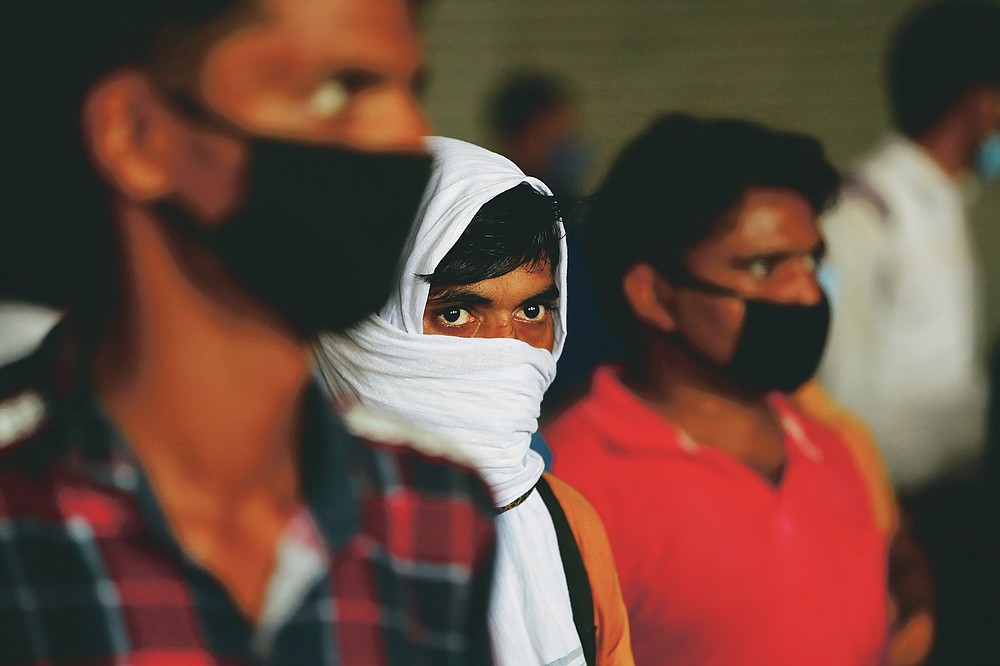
[307,80,349,118]
[748,258,775,278]
[517,304,548,322]
[438,308,471,326]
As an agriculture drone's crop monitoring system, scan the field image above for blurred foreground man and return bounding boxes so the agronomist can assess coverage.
[0,1,496,663]
[818,0,1000,490]
[545,115,893,665]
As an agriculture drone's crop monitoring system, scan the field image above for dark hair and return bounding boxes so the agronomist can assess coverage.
[423,182,563,287]
[587,113,839,342]
[0,0,251,308]
[888,0,1000,138]
[488,72,570,139]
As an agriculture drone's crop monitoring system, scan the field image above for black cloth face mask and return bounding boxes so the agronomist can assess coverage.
[152,98,431,336]
[665,271,831,393]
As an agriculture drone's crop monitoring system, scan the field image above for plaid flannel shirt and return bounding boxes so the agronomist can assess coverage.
[0,324,496,665]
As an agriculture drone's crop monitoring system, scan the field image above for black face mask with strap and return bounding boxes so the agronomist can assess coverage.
[665,271,831,393]
[152,90,432,336]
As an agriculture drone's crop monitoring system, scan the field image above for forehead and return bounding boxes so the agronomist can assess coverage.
[428,262,555,300]
[700,187,819,254]
[255,0,418,59]
[199,0,420,113]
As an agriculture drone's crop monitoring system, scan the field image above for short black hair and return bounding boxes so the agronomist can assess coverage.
[888,0,1000,138]
[587,113,839,342]
[423,182,563,287]
[488,72,570,139]
[0,0,251,308]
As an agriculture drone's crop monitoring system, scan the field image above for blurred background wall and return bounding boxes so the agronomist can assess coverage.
[420,0,1000,355]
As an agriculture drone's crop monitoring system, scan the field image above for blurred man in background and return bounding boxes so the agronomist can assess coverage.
[0,1,496,663]
[545,115,894,665]
[488,71,589,197]
[818,0,1000,493]
[817,4,1000,661]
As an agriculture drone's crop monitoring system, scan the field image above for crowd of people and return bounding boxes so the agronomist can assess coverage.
[1,0,999,664]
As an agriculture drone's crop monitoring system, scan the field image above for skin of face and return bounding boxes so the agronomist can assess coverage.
[665,186,825,365]
[422,260,558,351]
[142,0,432,223]
[200,0,429,150]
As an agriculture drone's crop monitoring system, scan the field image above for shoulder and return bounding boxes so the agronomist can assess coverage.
[543,474,635,664]
[823,178,892,244]
[543,473,604,538]
[788,383,898,534]
[542,472,616,578]
[543,473,619,566]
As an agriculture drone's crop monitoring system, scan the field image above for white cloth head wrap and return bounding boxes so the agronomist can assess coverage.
[315,137,584,666]
[315,136,567,507]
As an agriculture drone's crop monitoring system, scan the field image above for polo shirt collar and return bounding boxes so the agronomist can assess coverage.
[583,364,822,463]
[583,365,695,456]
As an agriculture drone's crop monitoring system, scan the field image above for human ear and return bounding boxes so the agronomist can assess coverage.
[622,262,677,333]
[82,71,175,202]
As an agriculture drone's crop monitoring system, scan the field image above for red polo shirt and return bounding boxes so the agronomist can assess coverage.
[545,366,889,666]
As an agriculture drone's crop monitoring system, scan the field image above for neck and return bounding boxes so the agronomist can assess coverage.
[625,337,768,416]
[624,340,773,436]
[93,204,309,503]
[625,337,786,479]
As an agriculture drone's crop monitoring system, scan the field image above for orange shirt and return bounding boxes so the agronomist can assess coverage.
[545,473,635,665]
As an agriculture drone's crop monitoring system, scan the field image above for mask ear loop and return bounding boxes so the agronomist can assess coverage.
[650,268,749,379]
[658,268,743,298]
[155,84,252,139]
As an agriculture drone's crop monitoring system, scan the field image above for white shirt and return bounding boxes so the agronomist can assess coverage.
[818,136,986,492]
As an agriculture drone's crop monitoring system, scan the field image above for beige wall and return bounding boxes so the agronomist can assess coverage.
[421,0,1000,354]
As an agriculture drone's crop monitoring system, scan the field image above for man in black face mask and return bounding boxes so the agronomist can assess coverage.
[544,114,898,665]
[0,1,496,663]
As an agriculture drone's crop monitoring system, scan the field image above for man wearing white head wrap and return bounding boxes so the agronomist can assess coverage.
[315,137,632,666]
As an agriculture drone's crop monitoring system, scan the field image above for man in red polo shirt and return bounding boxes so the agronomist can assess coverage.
[545,114,892,665]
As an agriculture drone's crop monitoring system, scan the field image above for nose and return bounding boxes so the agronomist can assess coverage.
[790,269,824,306]
[478,318,517,341]
[350,88,433,153]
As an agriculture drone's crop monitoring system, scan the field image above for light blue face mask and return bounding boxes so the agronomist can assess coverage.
[975,133,1000,181]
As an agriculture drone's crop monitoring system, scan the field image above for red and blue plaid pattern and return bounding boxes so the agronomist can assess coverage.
[0,325,496,665]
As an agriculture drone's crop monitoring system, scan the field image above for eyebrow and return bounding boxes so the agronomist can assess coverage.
[734,240,827,265]
[426,286,493,307]
[331,67,385,93]
[426,283,560,309]
[518,285,560,309]
[325,65,428,99]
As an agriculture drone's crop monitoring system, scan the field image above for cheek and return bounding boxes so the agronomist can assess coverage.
[673,296,745,364]
[172,133,248,222]
[516,319,556,351]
